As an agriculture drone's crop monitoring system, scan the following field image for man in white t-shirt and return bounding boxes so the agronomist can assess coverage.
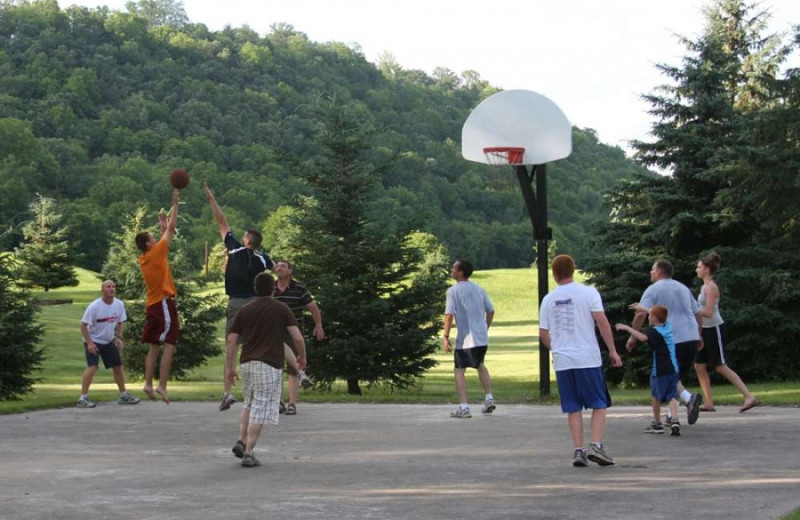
[539,255,622,467]
[443,260,495,418]
[77,280,140,408]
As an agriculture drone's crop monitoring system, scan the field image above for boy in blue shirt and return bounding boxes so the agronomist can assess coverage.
[617,305,681,436]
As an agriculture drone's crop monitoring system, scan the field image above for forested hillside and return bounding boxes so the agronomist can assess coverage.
[0,0,651,270]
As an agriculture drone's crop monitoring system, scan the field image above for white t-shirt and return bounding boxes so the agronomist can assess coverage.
[539,282,604,371]
[81,298,127,344]
[445,281,494,349]
[640,279,701,343]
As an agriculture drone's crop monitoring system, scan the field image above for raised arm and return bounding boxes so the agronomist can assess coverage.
[163,189,179,245]
[204,183,230,241]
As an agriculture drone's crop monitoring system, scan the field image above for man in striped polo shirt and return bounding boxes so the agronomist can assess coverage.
[273,260,325,415]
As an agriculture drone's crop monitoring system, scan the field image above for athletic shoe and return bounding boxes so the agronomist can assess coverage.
[670,418,681,437]
[687,393,703,425]
[481,400,496,414]
[450,408,472,418]
[118,394,140,405]
[241,453,261,467]
[77,398,96,408]
[587,444,615,466]
[232,440,245,459]
[573,449,588,467]
[643,421,665,434]
[219,393,236,411]
[299,372,314,390]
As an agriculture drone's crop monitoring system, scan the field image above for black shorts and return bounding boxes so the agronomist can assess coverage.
[454,346,488,369]
[85,342,122,369]
[675,341,699,380]
[697,325,727,368]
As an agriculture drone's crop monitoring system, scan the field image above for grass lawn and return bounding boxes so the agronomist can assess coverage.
[2,267,798,414]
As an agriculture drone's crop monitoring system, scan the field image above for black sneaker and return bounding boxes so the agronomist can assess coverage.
[670,418,681,436]
[241,453,261,467]
[573,449,588,467]
[687,393,703,425]
[232,440,245,459]
[643,421,665,434]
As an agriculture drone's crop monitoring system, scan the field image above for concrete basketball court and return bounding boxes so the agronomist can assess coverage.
[1,402,798,520]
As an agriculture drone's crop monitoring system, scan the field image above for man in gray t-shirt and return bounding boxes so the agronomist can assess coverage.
[626,259,704,425]
[443,260,495,419]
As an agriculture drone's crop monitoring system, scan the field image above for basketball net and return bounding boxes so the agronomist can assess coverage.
[483,147,525,166]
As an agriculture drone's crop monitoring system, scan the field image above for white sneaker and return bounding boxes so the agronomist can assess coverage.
[77,398,96,408]
[481,400,496,414]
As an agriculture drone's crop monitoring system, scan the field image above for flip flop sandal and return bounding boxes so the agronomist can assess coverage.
[739,401,761,413]
[285,403,297,415]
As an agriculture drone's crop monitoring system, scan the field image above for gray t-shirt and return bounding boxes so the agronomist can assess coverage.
[641,279,700,343]
[445,281,494,349]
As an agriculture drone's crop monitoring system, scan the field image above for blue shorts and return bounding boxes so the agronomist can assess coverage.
[84,342,122,369]
[555,366,612,413]
[650,373,679,403]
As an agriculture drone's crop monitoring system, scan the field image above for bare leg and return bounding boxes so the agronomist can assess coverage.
[238,407,249,447]
[477,364,493,394]
[695,362,714,407]
[669,398,679,419]
[589,408,606,444]
[715,365,756,405]
[143,345,160,400]
[81,365,98,395]
[287,374,299,405]
[454,368,468,403]
[245,423,263,455]
[651,397,661,422]
[284,344,299,372]
[111,365,127,392]
[155,343,175,403]
[567,411,584,448]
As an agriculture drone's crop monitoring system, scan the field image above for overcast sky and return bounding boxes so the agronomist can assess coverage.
[68,0,799,156]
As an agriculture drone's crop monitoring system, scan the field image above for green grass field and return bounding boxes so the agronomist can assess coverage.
[2,267,798,414]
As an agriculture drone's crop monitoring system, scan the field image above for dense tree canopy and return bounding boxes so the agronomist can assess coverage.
[0,0,647,272]
[586,0,800,384]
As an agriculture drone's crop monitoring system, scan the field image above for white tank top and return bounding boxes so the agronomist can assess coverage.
[697,285,724,328]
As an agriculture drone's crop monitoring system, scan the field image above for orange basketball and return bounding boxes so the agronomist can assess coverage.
[170,168,190,189]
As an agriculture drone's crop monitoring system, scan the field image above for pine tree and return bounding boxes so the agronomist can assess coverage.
[0,253,44,400]
[278,98,450,395]
[102,207,225,379]
[586,0,796,384]
[15,194,78,292]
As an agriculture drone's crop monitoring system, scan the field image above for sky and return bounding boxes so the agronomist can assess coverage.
[67,0,799,157]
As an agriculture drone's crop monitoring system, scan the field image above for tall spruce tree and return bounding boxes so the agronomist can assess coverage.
[585,0,797,384]
[279,97,450,395]
[15,194,78,292]
[0,253,44,400]
[102,207,225,379]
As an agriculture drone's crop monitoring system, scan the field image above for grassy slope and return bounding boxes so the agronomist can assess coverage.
[2,267,798,413]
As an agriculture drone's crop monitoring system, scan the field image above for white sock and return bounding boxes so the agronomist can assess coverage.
[298,370,307,378]
[120,391,129,397]
[485,393,494,402]
[80,394,88,401]
[591,441,603,449]
[460,403,469,411]
[680,390,692,404]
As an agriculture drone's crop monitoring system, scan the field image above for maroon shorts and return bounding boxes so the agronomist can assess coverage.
[142,298,179,346]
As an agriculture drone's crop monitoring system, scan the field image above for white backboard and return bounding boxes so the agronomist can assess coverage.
[462,89,572,165]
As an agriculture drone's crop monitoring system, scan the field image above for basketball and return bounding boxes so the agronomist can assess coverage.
[170,168,190,189]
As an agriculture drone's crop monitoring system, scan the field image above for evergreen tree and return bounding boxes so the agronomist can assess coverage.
[280,98,450,395]
[15,194,78,292]
[0,253,44,400]
[102,207,225,379]
[586,0,796,385]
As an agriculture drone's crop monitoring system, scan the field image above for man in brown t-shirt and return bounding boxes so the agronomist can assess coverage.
[225,272,305,468]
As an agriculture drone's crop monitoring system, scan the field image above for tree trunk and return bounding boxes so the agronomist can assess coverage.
[346,378,361,395]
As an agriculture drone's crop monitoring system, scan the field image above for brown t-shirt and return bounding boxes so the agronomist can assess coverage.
[229,297,298,369]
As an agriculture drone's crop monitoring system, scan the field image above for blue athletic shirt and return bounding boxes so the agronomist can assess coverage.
[646,323,679,376]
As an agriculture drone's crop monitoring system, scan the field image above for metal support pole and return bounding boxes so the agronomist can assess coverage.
[515,164,551,397]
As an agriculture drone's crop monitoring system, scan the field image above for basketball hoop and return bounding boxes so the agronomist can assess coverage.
[483,147,525,166]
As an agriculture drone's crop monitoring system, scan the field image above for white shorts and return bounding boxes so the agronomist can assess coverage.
[241,361,282,425]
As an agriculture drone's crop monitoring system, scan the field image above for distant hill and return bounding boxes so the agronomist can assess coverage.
[0,1,653,270]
